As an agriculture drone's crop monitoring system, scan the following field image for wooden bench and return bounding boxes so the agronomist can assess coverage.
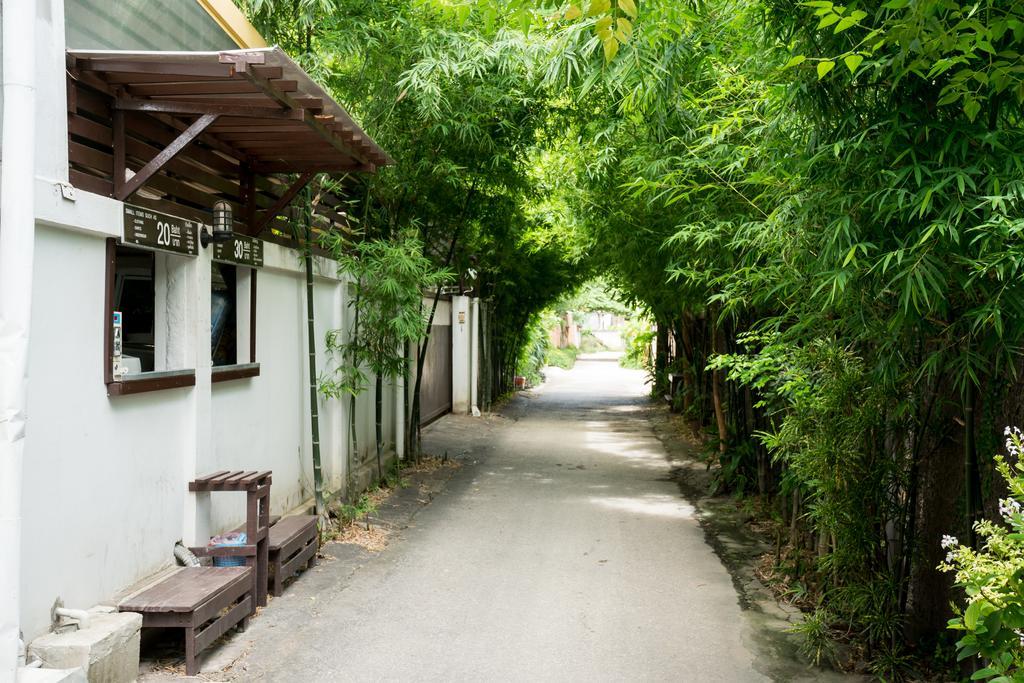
[189,470,272,609]
[269,515,319,596]
[119,567,252,676]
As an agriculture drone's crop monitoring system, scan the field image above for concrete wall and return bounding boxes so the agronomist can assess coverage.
[451,295,480,414]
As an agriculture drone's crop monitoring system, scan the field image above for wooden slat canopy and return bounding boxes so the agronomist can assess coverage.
[69,47,391,174]
[66,47,391,244]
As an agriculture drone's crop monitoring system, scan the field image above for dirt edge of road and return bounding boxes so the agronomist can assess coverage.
[645,401,867,681]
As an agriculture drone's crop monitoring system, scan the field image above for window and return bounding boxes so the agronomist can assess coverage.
[211,263,237,367]
[211,264,259,383]
[105,238,195,395]
[114,246,155,372]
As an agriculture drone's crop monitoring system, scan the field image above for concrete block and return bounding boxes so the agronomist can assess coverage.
[17,667,88,683]
[29,612,141,683]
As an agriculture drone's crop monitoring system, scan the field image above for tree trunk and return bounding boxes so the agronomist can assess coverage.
[347,285,361,495]
[905,385,964,644]
[710,307,728,455]
[303,230,325,519]
[964,377,980,546]
[409,231,459,458]
[655,320,669,394]
[375,373,383,485]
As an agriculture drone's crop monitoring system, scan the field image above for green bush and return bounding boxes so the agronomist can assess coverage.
[516,313,550,386]
[545,345,578,370]
[579,331,608,353]
[620,317,654,371]
[942,428,1024,681]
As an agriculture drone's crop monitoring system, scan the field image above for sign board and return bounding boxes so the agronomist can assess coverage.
[112,311,126,378]
[213,234,264,268]
[123,204,199,256]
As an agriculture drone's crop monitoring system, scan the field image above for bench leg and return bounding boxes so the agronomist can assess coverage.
[185,627,198,676]
[271,561,284,598]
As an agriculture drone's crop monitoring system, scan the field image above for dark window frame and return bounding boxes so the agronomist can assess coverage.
[103,239,262,394]
[104,237,196,395]
[211,267,260,383]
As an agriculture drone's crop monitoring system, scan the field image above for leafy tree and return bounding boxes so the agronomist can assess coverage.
[320,231,453,483]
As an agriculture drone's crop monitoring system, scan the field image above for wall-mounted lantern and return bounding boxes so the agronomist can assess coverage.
[201,200,234,248]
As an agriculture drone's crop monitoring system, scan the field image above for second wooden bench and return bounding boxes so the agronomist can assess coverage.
[269,515,319,596]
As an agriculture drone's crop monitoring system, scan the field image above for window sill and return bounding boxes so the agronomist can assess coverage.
[107,369,196,396]
[212,363,261,383]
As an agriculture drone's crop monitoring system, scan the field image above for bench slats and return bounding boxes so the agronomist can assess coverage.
[189,470,271,491]
[119,567,251,613]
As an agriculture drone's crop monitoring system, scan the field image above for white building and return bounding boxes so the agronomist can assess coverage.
[0,1,480,676]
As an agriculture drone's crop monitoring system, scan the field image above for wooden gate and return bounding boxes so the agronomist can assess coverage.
[419,324,452,425]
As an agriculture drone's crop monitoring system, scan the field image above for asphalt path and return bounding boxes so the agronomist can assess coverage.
[232,357,783,681]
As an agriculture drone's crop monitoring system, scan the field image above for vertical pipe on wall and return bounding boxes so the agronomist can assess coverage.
[0,0,37,675]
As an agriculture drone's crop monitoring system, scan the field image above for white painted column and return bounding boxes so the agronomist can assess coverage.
[0,1,37,673]
[34,0,67,185]
[451,295,471,414]
[179,248,213,547]
[470,298,480,414]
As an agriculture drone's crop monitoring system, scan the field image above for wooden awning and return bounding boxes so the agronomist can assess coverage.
[68,47,392,176]
[66,48,390,243]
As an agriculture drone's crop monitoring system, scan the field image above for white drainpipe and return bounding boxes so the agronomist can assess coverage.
[0,0,37,677]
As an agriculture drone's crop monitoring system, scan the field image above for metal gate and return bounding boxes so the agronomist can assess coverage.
[419,324,452,425]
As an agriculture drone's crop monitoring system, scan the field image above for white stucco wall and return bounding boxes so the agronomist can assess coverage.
[207,259,347,531]
[19,210,402,641]
[22,224,193,639]
[13,0,405,644]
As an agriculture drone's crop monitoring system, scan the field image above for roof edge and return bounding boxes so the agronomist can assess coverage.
[195,0,268,49]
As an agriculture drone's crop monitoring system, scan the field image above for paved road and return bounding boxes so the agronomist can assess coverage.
[231,358,793,681]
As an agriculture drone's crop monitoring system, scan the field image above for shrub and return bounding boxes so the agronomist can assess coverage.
[620,317,654,371]
[942,427,1024,681]
[545,345,578,370]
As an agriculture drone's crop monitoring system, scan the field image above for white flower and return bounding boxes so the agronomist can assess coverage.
[941,534,959,550]
[1000,498,1023,520]
[946,551,955,563]
[1005,426,1023,458]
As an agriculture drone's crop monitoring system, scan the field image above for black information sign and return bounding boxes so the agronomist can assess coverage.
[123,204,199,256]
[213,234,264,268]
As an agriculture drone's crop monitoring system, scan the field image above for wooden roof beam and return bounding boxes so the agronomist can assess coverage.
[238,69,374,167]
[249,171,316,236]
[114,112,219,201]
[128,80,299,96]
[115,96,304,121]
[251,161,366,174]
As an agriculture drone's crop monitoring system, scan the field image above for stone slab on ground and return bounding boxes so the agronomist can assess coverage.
[16,667,88,683]
[29,611,141,683]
